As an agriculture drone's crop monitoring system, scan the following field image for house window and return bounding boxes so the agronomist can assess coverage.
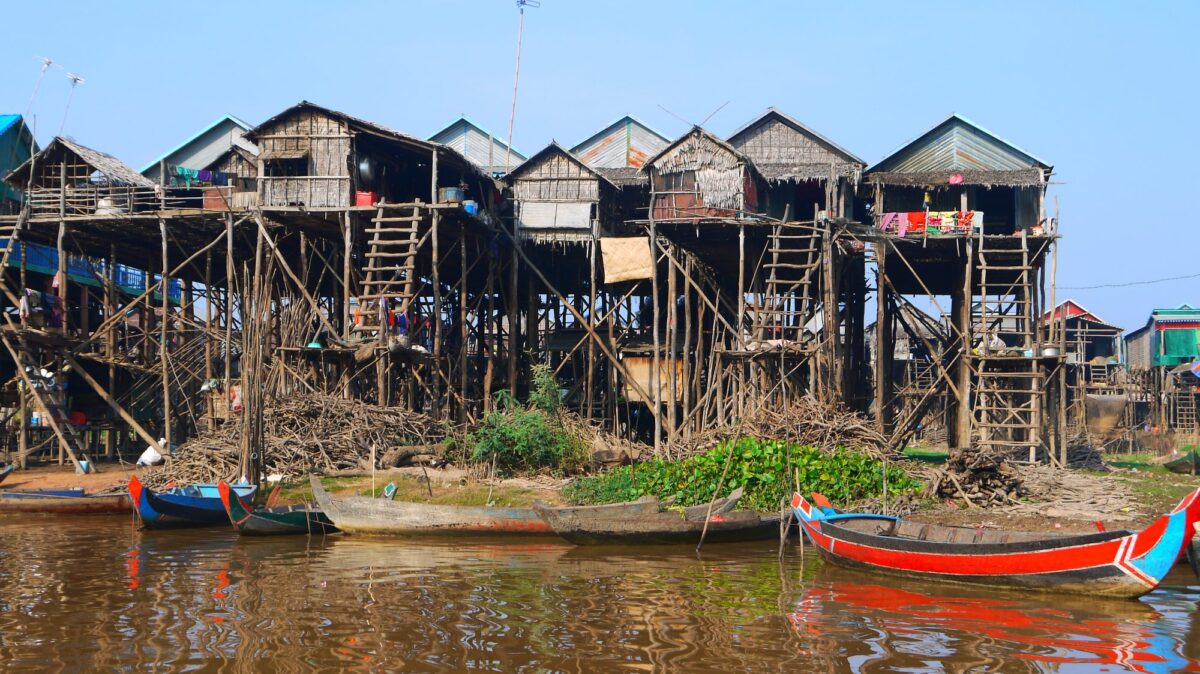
[265,155,309,177]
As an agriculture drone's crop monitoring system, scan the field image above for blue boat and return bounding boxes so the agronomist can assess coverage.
[128,475,257,529]
[0,463,13,485]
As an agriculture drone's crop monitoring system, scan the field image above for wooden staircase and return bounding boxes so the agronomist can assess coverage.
[1176,391,1197,433]
[970,232,1044,458]
[754,223,821,343]
[0,335,89,471]
[354,205,424,335]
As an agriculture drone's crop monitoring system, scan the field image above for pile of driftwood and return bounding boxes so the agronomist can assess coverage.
[925,449,1026,508]
[669,395,888,459]
[144,394,446,488]
[559,413,646,467]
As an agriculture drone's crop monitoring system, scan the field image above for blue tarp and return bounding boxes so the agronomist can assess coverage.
[5,239,182,302]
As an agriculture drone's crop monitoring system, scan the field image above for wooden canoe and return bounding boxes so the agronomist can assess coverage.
[792,488,1200,598]
[1163,451,1199,475]
[129,475,257,529]
[0,489,131,514]
[534,488,779,545]
[219,480,337,536]
[310,475,554,536]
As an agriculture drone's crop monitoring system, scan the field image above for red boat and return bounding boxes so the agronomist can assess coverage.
[792,488,1200,598]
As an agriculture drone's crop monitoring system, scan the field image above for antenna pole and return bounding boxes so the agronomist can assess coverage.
[505,0,538,174]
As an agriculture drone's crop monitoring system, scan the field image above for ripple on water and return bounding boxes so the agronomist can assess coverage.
[0,517,1197,672]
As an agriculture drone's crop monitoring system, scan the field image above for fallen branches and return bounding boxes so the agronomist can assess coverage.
[143,394,446,488]
[668,395,888,459]
[925,450,1025,508]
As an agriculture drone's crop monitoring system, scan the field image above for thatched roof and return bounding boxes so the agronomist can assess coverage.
[727,108,865,182]
[6,136,155,189]
[505,141,615,189]
[594,167,647,187]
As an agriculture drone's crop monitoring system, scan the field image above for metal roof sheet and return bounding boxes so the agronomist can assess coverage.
[570,116,670,169]
[139,114,253,173]
[868,113,1051,176]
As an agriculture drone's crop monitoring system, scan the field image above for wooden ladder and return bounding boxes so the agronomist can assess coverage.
[354,205,422,335]
[1176,391,1197,432]
[973,231,1033,350]
[0,333,89,471]
[755,223,821,342]
[971,360,1043,456]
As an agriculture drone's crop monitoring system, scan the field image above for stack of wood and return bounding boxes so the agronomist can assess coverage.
[143,393,446,488]
[559,413,646,467]
[669,395,888,459]
[925,449,1026,508]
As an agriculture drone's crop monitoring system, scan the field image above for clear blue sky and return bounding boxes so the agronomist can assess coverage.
[1,1,1195,331]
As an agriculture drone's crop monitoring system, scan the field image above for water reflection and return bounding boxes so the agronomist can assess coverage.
[788,566,1200,673]
[0,516,1196,672]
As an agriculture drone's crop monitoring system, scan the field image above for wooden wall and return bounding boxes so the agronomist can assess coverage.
[257,109,352,209]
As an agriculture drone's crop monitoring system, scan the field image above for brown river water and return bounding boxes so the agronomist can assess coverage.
[0,515,1197,673]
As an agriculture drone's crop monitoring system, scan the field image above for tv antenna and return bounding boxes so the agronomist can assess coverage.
[504,0,540,175]
[59,72,86,135]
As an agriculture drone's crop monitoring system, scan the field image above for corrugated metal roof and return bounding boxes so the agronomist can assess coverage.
[428,116,525,174]
[570,116,670,169]
[139,114,253,173]
[0,114,21,137]
[868,113,1051,175]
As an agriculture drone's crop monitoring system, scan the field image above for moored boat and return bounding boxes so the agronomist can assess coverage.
[792,488,1200,598]
[128,475,257,529]
[0,488,131,514]
[534,488,780,545]
[218,481,337,536]
[1163,450,1199,475]
[310,475,553,536]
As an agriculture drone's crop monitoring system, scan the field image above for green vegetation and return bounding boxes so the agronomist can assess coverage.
[902,446,949,464]
[563,437,920,511]
[469,364,589,476]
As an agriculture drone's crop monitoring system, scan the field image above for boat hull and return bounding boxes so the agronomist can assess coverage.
[310,475,552,536]
[219,481,337,536]
[551,517,781,545]
[536,502,780,545]
[129,476,256,529]
[0,493,131,514]
[792,489,1200,599]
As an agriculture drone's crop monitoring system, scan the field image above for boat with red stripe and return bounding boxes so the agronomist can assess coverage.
[791,487,1200,598]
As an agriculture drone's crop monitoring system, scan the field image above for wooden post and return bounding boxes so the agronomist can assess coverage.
[459,230,468,423]
[431,208,442,418]
[586,237,597,421]
[874,241,890,433]
[667,241,676,446]
[508,230,519,397]
[105,244,116,459]
[204,249,214,429]
[160,219,171,450]
[342,212,352,340]
[225,214,234,387]
[650,222,662,456]
[953,237,975,449]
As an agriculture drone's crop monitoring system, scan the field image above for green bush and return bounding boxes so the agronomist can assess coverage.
[563,437,919,511]
[469,364,588,476]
